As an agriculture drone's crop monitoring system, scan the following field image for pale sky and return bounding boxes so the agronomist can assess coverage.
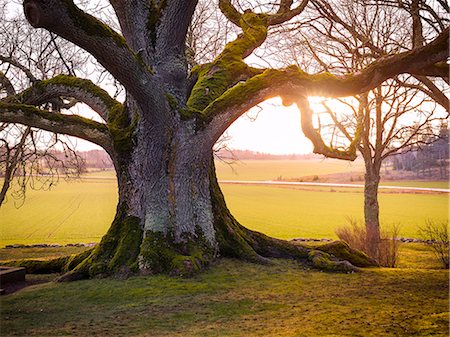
[73,97,316,154]
[224,98,313,154]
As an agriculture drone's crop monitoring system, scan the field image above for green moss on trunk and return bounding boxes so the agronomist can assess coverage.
[140,228,215,277]
[316,241,378,268]
[308,250,358,273]
[55,212,142,281]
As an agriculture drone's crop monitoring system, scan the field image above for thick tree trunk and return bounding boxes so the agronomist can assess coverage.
[23,106,374,281]
[364,162,381,259]
[59,107,221,279]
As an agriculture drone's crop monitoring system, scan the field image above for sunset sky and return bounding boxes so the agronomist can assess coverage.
[73,97,318,155]
[224,98,313,155]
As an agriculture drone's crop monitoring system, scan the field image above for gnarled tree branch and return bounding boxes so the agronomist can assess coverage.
[204,28,448,119]
[296,97,360,160]
[412,62,449,83]
[23,0,154,105]
[0,102,112,152]
[218,0,242,27]
[203,28,448,157]
[0,71,16,96]
[268,0,309,25]
[3,75,123,122]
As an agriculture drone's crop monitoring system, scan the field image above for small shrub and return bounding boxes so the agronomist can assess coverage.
[336,218,401,267]
[419,220,449,269]
[335,218,366,252]
[378,224,401,268]
[312,175,319,181]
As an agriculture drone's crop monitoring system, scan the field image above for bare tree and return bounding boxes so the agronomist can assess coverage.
[287,0,449,258]
[0,3,91,206]
[419,220,449,269]
[0,0,447,280]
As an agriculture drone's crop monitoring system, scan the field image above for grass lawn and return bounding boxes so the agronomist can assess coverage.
[0,246,90,261]
[1,256,448,337]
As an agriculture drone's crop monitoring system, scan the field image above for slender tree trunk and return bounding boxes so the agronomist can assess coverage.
[0,166,13,206]
[0,127,31,206]
[364,161,381,259]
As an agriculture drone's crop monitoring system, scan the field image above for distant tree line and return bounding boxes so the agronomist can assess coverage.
[390,123,449,179]
[0,149,113,178]
[215,149,322,161]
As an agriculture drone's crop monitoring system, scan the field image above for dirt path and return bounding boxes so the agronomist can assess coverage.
[219,180,450,193]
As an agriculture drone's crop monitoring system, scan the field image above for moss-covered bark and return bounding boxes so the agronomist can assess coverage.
[54,211,143,281]
[139,229,215,277]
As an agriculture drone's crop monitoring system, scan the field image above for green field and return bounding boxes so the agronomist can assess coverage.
[215,158,365,181]
[221,184,448,239]
[0,160,448,247]
[0,177,117,246]
[380,180,450,189]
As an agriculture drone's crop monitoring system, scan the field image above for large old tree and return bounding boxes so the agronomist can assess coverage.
[0,0,448,280]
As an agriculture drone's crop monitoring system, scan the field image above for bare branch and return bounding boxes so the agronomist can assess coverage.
[0,55,38,83]
[410,76,449,110]
[0,127,31,206]
[268,0,310,26]
[322,102,353,142]
[411,62,449,83]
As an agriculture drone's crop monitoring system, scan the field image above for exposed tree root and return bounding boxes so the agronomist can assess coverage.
[210,161,376,272]
[0,248,93,275]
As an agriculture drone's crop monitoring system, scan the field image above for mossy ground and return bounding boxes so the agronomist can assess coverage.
[1,252,448,336]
